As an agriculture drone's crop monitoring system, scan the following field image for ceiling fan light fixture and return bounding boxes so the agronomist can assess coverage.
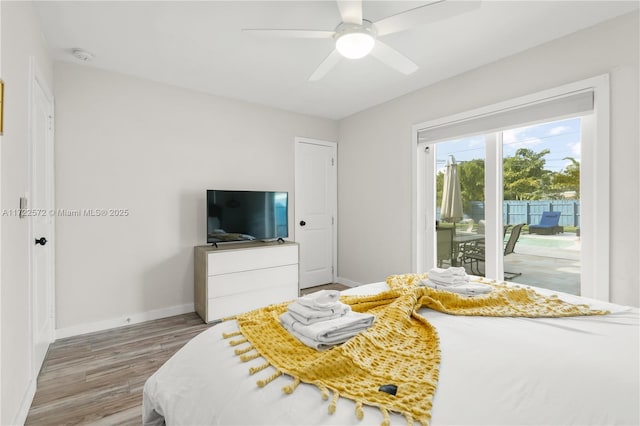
[334,21,376,59]
[336,32,375,59]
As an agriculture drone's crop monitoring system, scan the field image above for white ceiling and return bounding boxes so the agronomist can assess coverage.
[34,1,638,120]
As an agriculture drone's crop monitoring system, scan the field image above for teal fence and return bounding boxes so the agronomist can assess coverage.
[466,200,580,227]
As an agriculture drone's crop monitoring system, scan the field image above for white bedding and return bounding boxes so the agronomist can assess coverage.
[143,282,639,425]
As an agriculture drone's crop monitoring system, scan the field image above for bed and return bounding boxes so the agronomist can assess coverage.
[143,278,639,426]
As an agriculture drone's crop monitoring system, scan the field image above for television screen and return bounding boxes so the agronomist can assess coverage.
[206,190,288,243]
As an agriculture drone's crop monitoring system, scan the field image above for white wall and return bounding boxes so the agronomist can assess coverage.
[54,62,337,334]
[337,11,639,307]
[0,2,54,424]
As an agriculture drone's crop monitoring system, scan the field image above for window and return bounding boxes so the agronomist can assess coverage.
[412,75,610,301]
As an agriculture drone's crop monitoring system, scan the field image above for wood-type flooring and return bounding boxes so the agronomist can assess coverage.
[26,283,348,425]
[25,313,212,425]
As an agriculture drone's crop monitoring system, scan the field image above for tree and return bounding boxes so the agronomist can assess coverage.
[458,159,485,212]
[550,157,580,198]
[437,147,572,214]
[503,148,551,200]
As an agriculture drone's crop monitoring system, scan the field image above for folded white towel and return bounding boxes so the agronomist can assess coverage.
[287,301,351,325]
[280,311,375,350]
[421,279,493,296]
[428,267,467,279]
[280,329,336,351]
[297,290,341,310]
[428,276,470,286]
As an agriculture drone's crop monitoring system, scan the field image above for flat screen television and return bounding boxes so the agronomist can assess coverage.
[206,190,288,244]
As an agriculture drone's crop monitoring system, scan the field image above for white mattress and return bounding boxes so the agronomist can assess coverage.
[143,282,639,425]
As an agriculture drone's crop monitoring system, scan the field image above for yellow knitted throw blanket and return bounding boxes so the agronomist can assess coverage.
[222,274,607,426]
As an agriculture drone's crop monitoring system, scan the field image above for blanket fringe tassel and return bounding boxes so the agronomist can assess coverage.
[404,413,414,426]
[228,337,248,346]
[221,326,432,426]
[249,362,271,375]
[220,315,237,322]
[240,352,261,362]
[221,330,242,338]
[234,344,254,355]
[317,384,330,400]
[355,401,364,420]
[257,371,282,387]
[380,407,390,426]
[283,377,300,394]
[328,390,340,414]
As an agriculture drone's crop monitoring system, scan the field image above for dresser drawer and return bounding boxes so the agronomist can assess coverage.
[208,284,298,320]
[208,264,298,298]
[207,244,297,275]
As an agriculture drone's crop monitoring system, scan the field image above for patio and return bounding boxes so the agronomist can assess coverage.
[504,233,580,295]
[452,231,581,295]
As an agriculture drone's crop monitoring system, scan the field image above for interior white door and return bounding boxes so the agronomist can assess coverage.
[295,138,337,289]
[30,71,55,374]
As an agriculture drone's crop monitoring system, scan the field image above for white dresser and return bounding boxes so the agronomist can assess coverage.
[194,241,299,323]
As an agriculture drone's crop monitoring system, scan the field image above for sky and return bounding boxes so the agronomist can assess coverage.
[435,117,582,173]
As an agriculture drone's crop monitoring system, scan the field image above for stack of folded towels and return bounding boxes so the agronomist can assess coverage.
[280,290,375,351]
[421,267,493,296]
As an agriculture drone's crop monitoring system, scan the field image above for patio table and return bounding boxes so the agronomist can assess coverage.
[452,233,485,266]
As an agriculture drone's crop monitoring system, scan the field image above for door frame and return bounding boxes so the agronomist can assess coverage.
[0,5,3,421]
[294,137,338,286]
[411,75,610,301]
[28,56,55,378]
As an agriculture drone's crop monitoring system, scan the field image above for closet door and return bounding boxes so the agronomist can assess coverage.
[295,138,337,289]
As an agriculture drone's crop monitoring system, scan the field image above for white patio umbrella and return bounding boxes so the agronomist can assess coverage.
[440,155,464,226]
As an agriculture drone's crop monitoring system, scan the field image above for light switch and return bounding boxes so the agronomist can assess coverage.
[19,196,27,219]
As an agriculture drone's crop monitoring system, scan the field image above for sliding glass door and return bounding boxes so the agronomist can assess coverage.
[421,117,583,295]
[501,118,582,294]
[413,76,609,301]
[434,136,486,269]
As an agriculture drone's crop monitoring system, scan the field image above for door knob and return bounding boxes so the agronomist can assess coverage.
[299,220,306,226]
[35,237,47,246]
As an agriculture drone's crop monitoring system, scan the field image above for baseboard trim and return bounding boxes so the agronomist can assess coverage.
[335,276,362,288]
[13,376,36,426]
[55,303,194,340]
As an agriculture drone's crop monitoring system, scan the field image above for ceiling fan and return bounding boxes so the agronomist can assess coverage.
[243,0,480,81]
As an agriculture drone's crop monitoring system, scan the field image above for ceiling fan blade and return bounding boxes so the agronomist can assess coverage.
[242,29,334,39]
[374,0,481,37]
[309,50,342,81]
[370,41,418,75]
[336,0,363,25]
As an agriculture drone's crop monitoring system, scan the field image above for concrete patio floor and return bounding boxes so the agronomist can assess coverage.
[461,232,581,295]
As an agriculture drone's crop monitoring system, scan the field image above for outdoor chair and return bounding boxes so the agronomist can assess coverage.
[458,218,475,234]
[461,223,525,279]
[477,219,507,236]
[436,227,454,267]
[529,211,563,235]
